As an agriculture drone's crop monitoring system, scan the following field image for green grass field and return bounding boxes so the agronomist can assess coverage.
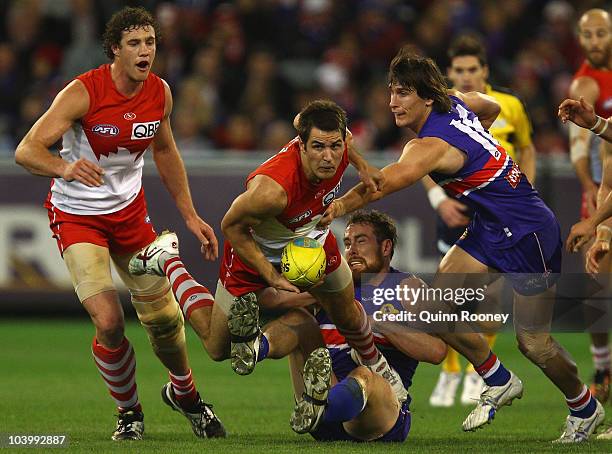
[2,319,612,453]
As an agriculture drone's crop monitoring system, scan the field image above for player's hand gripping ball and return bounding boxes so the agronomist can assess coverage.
[281,237,326,288]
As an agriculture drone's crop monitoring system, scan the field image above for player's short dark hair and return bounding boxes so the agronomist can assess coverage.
[296,100,347,143]
[102,7,161,60]
[347,210,398,258]
[388,48,451,113]
[448,34,488,67]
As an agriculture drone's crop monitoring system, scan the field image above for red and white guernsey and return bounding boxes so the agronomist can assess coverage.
[48,64,165,215]
[246,137,349,261]
[573,62,612,118]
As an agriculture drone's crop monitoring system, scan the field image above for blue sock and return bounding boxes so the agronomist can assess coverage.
[568,387,597,419]
[475,352,510,387]
[570,396,596,418]
[257,334,269,362]
[322,377,365,423]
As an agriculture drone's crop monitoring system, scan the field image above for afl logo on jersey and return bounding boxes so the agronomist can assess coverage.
[131,121,161,140]
[288,210,312,224]
[92,124,119,137]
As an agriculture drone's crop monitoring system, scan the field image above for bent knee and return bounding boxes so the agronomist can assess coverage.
[430,341,448,365]
[516,332,557,367]
[206,344,229,362]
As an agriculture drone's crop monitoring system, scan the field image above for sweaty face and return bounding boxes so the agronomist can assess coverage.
[389,83,431,131]
[447,56,488,93]
[344,223,387,282]
[579,15,612,68]
[301,127,345,182]
[114,26,156,82]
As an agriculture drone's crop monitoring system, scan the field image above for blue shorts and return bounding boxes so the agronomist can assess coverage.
[310,399,411,442]
[456,221,562,296]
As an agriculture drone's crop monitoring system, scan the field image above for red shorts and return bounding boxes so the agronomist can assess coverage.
[45,189,157,256]
[581,186,600,220]
[219,233,343,297]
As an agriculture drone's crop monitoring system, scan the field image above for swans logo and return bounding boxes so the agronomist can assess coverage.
[92,124,119,137]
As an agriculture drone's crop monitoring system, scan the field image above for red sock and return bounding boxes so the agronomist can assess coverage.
[92,337,141,413]
[164,257,214,320]
[169,369,199,410]
[336,301,379,365]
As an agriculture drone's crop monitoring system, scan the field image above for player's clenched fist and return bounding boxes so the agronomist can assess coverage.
[62,158,104,187]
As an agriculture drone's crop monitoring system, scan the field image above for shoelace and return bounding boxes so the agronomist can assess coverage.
[195,401,217,426]
[562,417,587,440]
[476,387,498,408]
[115,413,141,433]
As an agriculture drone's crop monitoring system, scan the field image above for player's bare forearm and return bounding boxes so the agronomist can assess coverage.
[335,183,373,216]
[221,218,279,285]
[373,325,447,364]
[347,140,384,192]
[15,138,68,178]
[518,144,536,184]
[15,80,90,179]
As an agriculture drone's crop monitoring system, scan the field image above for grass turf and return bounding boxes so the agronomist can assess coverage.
[1,319,612,453]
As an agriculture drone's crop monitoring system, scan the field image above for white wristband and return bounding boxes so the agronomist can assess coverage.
[427,185,448,210]
[597,120,609,137]
[596,224,612,242]
[590,116,603,131]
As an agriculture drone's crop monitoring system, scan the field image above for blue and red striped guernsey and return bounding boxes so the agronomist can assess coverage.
[425,96,557,248]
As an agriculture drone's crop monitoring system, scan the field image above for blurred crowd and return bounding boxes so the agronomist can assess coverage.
[0,0,609,156]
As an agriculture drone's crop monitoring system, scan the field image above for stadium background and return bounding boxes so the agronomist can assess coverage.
[1,0,612,451]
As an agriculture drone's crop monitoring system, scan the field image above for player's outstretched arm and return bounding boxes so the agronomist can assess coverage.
[15,80,104,187]
[221,175,300,293]
[321,138,448,225]
[450,90,500,130]
[152,82,218,260]
[559,97,612,143]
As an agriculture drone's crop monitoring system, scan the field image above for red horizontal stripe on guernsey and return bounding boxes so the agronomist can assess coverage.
[445,151,506,195]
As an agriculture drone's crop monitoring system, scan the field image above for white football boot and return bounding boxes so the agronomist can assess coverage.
[554,400,605,443]
[227,292,262,375]
[461,371,486,405]
[290,347,332,434]
[350,348,408,403]
[429,371,462,407]
[462,371,523,431]
[128,230,179,276]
